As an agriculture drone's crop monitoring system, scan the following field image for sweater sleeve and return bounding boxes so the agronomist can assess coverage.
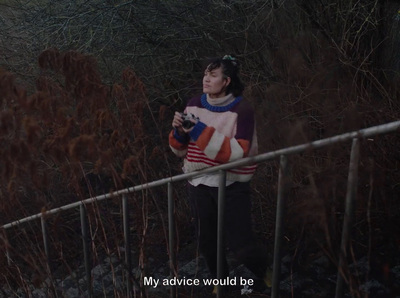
[169,129,189,157]
[188,106,255,163]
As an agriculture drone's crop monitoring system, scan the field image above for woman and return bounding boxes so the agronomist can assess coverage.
[169,55,270,291]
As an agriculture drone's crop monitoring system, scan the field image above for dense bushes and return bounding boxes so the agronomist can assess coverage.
[1,49,166,221]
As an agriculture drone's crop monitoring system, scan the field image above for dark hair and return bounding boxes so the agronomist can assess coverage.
[204,55,245,97]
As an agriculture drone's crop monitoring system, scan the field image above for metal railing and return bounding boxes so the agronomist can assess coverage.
[1,120,400,298]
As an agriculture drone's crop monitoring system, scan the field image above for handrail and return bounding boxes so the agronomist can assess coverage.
[2,120,400,230]
[1,120,400,298]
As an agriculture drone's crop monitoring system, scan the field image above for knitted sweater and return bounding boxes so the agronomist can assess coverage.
[169,94,258,183]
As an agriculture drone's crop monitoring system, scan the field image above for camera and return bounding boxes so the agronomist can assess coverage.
[181,113,199,129]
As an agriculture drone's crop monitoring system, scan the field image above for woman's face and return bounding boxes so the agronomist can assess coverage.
[203,66,231,98]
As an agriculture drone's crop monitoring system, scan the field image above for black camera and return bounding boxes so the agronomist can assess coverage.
[181,113,199,129]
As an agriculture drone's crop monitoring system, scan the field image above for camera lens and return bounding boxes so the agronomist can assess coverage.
[182,120,194,129]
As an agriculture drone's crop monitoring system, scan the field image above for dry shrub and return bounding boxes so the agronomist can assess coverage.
[1,49,171,219]
[0,49,177,291]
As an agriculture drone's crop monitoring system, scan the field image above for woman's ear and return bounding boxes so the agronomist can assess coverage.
[224,76,231,87]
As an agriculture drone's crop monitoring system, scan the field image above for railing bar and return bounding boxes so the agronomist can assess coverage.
[122,194,133,297]
[216,170,227,298]
[2,120,400,230]
[168,183,177,298]
[80,204,92,298]
[272,155,290,298]
[335,138,360,298]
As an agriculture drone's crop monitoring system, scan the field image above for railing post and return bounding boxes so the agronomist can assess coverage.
[122,194,133,298]
[168,182,177,298]
[80,204,93,298]
[272,155,290,298]
[335,138,360,298]
[1,229,11,266]
[41,216,58,296]
[217,170,226,298]
[41,216,51,272]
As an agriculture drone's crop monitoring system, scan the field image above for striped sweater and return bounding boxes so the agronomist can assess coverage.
[169,94,258,183]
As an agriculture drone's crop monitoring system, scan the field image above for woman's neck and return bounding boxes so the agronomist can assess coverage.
[206,93,235,106]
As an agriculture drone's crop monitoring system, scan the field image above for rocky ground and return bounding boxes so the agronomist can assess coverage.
[2,239,400,298]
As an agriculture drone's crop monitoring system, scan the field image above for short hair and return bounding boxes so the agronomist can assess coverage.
[204,55,245,97]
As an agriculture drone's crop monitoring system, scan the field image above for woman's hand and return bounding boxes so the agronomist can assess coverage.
[172,112,186,136]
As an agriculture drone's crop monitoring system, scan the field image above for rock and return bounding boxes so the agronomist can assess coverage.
[349,256,370,277]
[359,279,390,296]
[3,251,400,297]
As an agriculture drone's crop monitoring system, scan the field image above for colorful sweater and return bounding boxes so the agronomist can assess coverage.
[169,94,258,183]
